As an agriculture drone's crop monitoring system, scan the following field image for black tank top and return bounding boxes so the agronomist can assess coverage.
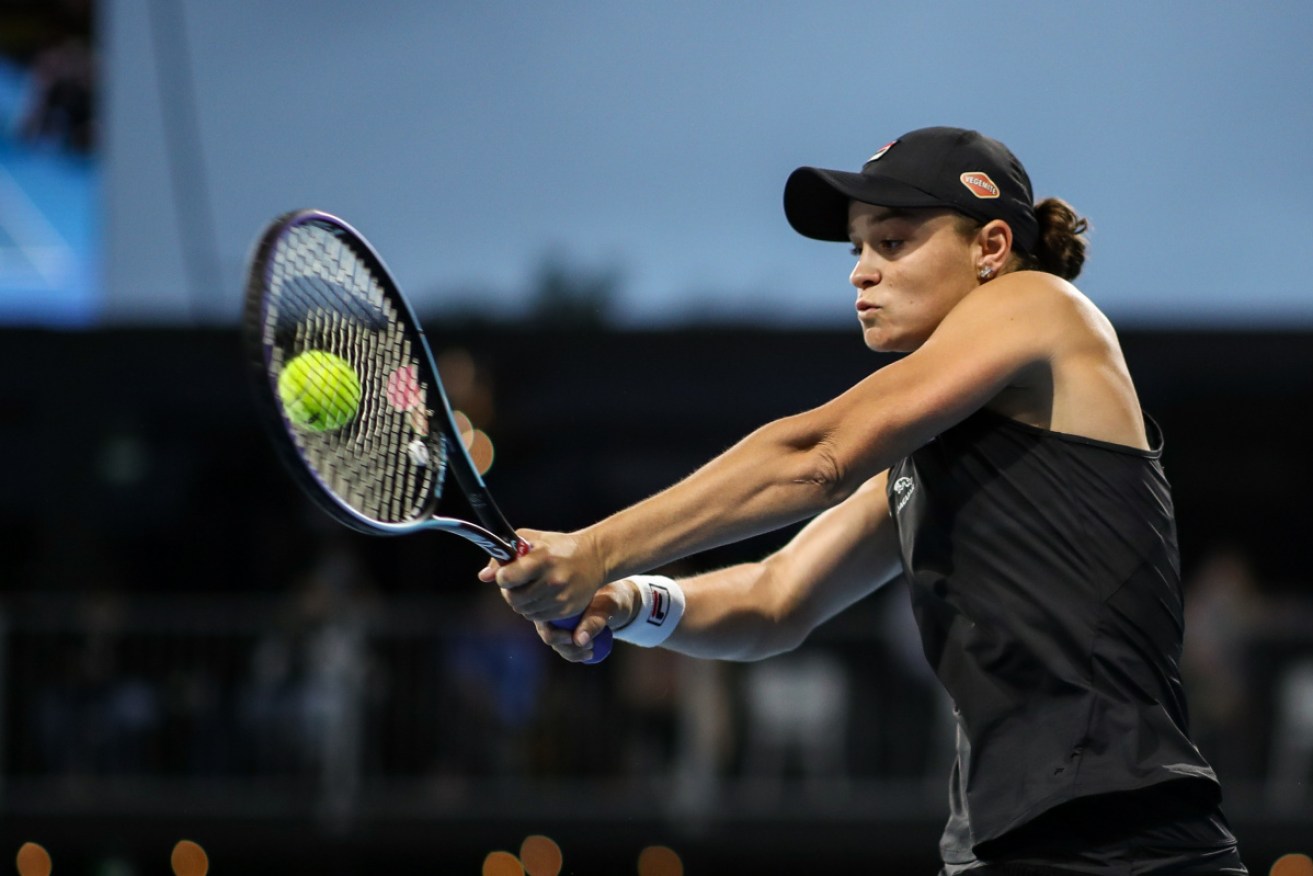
[886,408,1221,859]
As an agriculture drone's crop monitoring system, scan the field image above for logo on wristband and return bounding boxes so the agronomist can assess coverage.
[647,584,670,625]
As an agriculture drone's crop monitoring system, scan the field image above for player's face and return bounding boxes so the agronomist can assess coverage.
[847,204,979,353]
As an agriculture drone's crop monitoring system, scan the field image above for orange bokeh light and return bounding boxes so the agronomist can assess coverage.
[519,834,563,876]
[15,843,51,876]
[1271,853,1313,876]
[170,840,209,876]
[482,850,525,876]
[637,844,684,876]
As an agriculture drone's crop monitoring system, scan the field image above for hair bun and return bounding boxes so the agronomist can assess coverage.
[1029,198,1088,280]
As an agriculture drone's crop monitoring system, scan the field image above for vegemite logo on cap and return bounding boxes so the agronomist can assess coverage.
[865,140,897,164]
[959,171,1000,199]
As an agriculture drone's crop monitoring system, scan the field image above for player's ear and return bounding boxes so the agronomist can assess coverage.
[976,219,1013,277]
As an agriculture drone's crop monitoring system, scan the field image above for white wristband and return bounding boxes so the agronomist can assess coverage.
[614,575,685,647]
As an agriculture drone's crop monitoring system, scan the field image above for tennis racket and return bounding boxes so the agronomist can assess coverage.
[243,209,612,663]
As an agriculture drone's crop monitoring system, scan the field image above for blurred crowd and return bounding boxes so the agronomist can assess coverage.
[0,539,947,816]
[3,530,1311,823]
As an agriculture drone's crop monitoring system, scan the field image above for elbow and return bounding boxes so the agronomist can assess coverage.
[751,618,813,661]
[796,436,861,508]
[740,560,814,660]
[757,624,811,660]
[768,410,870,508]
[733,625,808,663]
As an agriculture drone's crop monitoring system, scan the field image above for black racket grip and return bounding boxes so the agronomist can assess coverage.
[550,615,613,664]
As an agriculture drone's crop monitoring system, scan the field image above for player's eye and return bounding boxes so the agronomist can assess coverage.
[850,239,904,257]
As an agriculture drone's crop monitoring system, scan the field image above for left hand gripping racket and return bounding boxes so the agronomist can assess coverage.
[243,209,611,663]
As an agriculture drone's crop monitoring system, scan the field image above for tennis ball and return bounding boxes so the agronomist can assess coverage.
[278,350,361,432]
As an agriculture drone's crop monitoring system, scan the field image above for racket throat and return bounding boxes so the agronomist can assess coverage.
[425,515,517,561]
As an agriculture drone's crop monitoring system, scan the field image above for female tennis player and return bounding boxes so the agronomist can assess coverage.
[484,127,1247,874]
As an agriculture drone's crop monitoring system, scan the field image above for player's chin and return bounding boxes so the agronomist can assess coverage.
[862,327,916,355]
[860,325,891,352]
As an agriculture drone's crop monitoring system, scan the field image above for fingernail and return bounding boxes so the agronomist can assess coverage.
[577,631,591,646]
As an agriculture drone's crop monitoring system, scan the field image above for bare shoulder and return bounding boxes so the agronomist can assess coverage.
[941,270,1119,355]
[948,272,1146,445]
[964,270,1104,322]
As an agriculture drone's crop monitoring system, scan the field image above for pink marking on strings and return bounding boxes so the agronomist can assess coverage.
[386,364,423,411]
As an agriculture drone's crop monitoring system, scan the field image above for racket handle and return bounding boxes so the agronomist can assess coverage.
[550,615,613,664]
[510,539,612,664]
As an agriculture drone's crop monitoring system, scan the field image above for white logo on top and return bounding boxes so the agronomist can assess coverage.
[892,476,916,512]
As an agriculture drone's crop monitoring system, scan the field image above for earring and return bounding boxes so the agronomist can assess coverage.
[978,266,994,280]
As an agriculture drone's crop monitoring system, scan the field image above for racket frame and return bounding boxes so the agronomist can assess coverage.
[244,209,522,561]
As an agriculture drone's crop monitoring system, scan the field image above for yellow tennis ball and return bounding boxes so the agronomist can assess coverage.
[278,350,361,432]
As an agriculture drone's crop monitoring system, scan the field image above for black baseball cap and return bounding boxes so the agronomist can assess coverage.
[783,126,1038,252]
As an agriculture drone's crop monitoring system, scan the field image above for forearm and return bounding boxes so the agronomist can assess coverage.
[538,473,900,665]
[672,561,801,660]
[622,561,803,662]
[584,415,853,583]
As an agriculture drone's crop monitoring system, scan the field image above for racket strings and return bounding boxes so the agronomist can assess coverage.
[263,221,446,525]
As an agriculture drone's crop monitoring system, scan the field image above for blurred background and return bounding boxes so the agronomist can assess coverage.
[1,1,1311,873]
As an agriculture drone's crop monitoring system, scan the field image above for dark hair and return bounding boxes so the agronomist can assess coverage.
[952,198,1090,281]
[1015,197,1089,281]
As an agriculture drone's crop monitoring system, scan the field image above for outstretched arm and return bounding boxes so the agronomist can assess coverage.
[489,272,1072,623]
[538,472,902,662]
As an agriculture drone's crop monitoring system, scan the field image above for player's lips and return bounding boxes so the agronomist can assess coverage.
[856,300,881,316]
